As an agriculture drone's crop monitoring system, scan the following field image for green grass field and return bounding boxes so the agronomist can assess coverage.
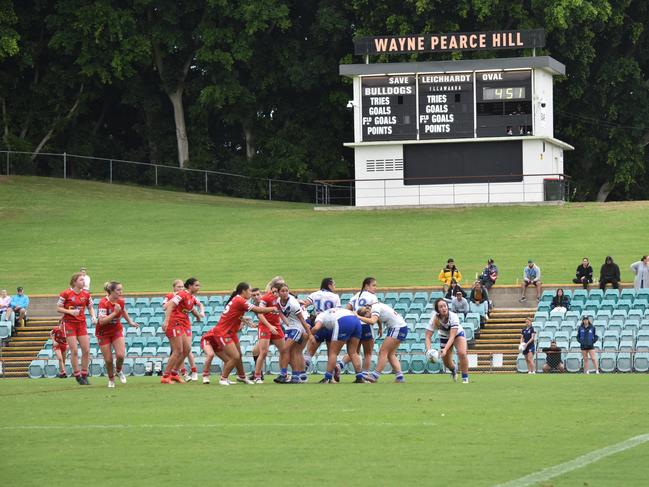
[2,175,649,294]
[1,375,648,486]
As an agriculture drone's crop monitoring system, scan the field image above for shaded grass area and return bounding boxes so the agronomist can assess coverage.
[1,176,648,294]
[0,375,647,486]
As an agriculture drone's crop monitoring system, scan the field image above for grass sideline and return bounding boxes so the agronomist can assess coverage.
[1,375,648,486]
[1,176,648,294]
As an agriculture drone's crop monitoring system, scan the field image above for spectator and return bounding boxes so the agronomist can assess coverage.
[520,317,536,374]
[576,316,599,374]
[444,279,466,301]
[438,258,462,293]
[468,281,490,326]
[599,256,620,290]
[479,258,498,289]
[572,258,593,289]
[541,339,565,373]
[630,256,649,290]
[519,260,542,302]
[550,288,570,313]
[449,291,469,317]
[0,289,11,322]
[80,267,91,292]
[9,286,29,327]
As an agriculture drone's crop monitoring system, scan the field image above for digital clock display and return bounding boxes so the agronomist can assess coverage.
[482,87,526,100]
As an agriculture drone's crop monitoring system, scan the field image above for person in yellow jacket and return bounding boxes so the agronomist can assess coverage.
[438,258,462,293]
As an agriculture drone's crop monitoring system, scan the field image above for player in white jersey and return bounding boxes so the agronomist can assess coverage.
[425,299,469,383]
[275,284,311,384]
[358,302,408,383]
[310,308,367,383]
[338,277,380,376]
[301,278,341,375]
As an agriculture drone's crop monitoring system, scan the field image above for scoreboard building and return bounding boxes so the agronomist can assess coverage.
[341,30,573,207]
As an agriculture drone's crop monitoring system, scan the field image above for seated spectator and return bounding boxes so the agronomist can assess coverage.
[468,281,490,326]
[599,256,620,290]
[444,279,466,301]
[630,256,649,290]
[577,316,599,374]
[550,288,570,313]
[519,260,542,302]
[542,339,565,373]
[0,289,11,321]
[449,291,469,317]
[438,258,462,293]
[572,258,593,289]
[479,258,498,289]
[9,286,29,327]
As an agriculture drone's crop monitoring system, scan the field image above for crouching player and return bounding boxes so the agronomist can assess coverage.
[310,308,367,384]
[97,281,139,388]
[50,324,68,378]
[357,303,408,383]
[425,299,469,383]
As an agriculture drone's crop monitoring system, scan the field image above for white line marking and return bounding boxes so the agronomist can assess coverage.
[494,433,649,487]
[0,421,435,430]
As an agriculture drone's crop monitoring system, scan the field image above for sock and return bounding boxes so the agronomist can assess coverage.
[362,369,369,376]
[171,369,179,376]
[73,370,80,377]
[395,372,404,380]
[370,371,380,380]
[238,374,247,379]
[462,373,468,380]
[108,374,114,379]
[355,372,365,380]
[220,375,228,381]
[81,370,88,377]
[163,372,170,378]
[304,353,312,368]
[280,367,288,377]
[191,367,197,373]
[254,374,262,380]
[300,372,308,380]
[449,367,456,374]
[203,371,210,377]
[180,368,186,375]
[115,367,122,373]
[324,371,333,380]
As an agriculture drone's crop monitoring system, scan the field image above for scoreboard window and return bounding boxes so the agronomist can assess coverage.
[476,70,532,137]
[418,72,474,139]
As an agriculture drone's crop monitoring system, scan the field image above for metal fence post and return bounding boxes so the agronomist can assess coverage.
[268,179,272,200]
[487,181,491,203]
[154,165,158,186]
[109,159,113,184]
[204,171,208,193]
[63,152,67,179]
[5,152,8,175]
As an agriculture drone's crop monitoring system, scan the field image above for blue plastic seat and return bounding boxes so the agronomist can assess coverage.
[634,352,649,372]
[565,352,582,372]
[150,297,164,307]
[28,360,45,378]
[599,352,616,372]
[603,289,619,302]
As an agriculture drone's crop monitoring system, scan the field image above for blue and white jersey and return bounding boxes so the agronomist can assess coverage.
[306,290,341,313]
[280,295,306,331]
[348,290,378,311]
[426,311,464,340]
[521,326,536,343]
[315,308,357,330]
[371,302,406,330]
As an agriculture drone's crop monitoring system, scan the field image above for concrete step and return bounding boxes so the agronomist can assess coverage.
[2,371,29,377]
[1,350,39,357]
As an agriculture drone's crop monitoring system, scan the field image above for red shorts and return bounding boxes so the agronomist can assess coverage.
[96,330,124,346]
[63,321,87,337]
[212,331,239,347]
[165,322,192,338]
[53,344,68,354]
[258,324,285,340]
[200,334,225,353]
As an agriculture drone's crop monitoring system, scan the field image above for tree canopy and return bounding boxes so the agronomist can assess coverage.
[1,0,647,200]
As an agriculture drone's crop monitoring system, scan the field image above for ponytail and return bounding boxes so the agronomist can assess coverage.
[320,277,334,292]
[104,281,120,295]
[360,276,376,295]
[226,282,250,305]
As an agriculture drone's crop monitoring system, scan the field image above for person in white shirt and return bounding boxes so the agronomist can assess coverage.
[80,267,91,292]
[425,299,469,383]
[450,291,469,318]
[275,284,311,384]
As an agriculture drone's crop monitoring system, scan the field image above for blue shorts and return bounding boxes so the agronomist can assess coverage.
[285,328,304,344]
[360,324,374,341]
[524,345,535,355]
[440,330,465,348]
[386,326,408,341]
[313,326,332,343]
[332,316,362,342]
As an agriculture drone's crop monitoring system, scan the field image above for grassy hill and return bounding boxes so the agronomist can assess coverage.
[1,176,648,294]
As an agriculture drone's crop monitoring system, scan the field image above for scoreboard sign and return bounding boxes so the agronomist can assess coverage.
[361,76,417,141]
[418,73,473,139]
[359,69,534,142]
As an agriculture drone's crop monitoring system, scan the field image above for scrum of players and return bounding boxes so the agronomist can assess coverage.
[53,272,469,387]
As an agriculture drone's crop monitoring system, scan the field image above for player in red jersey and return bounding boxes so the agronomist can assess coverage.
[97,281,139,388]
[56,272,97,385]
[162,279,204,382]
[249,286,287,384]
[161,277,202,384]
[50,324,68,378]
[208,282,277,386]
